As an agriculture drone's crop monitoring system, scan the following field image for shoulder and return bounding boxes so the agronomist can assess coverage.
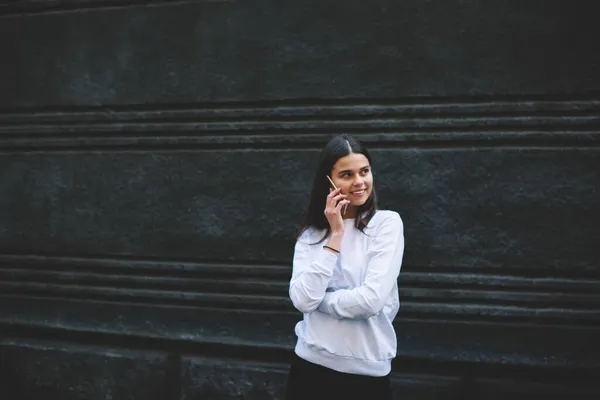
[367,210,404,233]
[296,226,326,246]
[370,209,403,226]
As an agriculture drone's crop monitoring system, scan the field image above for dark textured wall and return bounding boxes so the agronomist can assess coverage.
[1,0,599,399]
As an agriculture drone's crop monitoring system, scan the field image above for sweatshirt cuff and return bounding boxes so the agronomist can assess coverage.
[313,247,339,273]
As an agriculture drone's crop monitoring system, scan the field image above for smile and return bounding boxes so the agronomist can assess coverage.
[351,189,366,196]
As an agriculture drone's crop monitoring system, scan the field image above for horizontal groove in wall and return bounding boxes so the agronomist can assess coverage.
[1,254,598,326]
[4,292,596,329]
[0,254,292,277]
[2,117,599,136]
[1,99,599,121]
[3,323,596,381]
[1,253,598,283]
[0,134,599,152]
[2,105,599,132]
[0,99,598,150]
[0,0,227,17]
[1,284,598,327]
[1,275,598,309]
[0,269,599,309]
[1,253,598,279]
[0,282,600,328]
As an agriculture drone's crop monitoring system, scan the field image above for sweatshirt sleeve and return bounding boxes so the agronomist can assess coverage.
[289,231,339,313]
[317,213,404,319]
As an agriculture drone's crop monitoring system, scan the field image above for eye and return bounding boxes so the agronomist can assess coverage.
[361,168,370,175]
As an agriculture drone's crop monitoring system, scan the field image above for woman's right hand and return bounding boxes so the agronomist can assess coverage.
[325,188,350,234]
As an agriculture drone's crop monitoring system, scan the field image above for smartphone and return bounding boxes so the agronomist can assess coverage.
[326,175,338,190]
[326,175,347,215]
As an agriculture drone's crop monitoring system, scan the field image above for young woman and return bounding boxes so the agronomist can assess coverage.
[285,135,405,400]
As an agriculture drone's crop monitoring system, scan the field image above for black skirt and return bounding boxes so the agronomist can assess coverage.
[285,353,394,400]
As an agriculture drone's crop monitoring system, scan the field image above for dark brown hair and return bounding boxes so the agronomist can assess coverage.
[297,134,378,243]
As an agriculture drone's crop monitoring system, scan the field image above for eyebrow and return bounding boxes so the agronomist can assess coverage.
[337,165,371,174]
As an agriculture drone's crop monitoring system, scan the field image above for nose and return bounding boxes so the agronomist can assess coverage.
[354,175,364,186]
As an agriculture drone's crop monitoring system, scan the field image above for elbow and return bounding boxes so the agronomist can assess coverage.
[358,295,387,319]
[354,304,384,319]
[293,300,320,314]
[337,299,385,320]
[291,296,320,313]
[289,286,321,314]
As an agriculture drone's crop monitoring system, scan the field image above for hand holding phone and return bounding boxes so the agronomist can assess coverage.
[325,175,350,230]
[326,176,347,215]
[326,175,338,191]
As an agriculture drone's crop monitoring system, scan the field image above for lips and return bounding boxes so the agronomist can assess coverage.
[351,189,367,196]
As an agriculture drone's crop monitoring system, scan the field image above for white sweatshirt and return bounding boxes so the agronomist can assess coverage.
[289,210,405,377]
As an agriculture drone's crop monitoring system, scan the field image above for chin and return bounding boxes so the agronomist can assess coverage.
[353,198,369,207]
[354,191,372,207]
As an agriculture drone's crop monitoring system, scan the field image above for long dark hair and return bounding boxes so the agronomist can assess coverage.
[297,134,378,243]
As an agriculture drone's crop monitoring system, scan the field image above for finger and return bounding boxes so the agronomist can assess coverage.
[327,193,344,208]
[327,187,342,198]
[331,195,347,207]
[334,199,350,209]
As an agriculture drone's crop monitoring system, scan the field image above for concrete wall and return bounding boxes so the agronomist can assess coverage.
[1,0,599,398]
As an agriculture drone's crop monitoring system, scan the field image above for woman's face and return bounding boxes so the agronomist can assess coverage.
[330,153,373,210]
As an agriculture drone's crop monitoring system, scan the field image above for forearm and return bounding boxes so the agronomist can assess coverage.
[319,214,404,319]
[318,285,388,319]
[289,245,339,313]
[323,231,343,255]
